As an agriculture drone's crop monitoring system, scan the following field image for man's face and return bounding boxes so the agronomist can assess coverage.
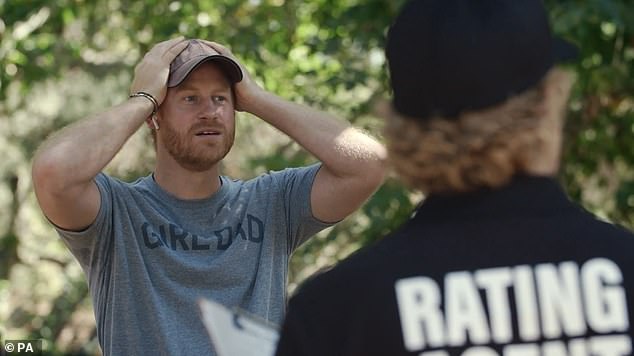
[157,62,236,172]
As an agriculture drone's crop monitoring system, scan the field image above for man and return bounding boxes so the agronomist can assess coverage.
[275,1,634,355]
[31,37,386,355]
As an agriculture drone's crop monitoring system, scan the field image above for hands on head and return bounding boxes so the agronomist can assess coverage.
[130,37,264,113]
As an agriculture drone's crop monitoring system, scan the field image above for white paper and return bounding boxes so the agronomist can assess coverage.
[199,298,279,356]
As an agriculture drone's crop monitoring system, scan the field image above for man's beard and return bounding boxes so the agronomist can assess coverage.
[160,120,235,172]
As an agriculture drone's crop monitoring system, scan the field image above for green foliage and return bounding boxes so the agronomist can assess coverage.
[0,0,632,354]
[546,0,634,223]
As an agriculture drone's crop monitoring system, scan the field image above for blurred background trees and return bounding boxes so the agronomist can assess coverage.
[0,0,632,354]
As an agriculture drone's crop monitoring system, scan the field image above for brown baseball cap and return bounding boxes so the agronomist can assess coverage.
[168,39,243,87]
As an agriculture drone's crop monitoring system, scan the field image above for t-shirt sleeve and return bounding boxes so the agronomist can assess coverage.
[270,163,334,253]
[54,173,114,269]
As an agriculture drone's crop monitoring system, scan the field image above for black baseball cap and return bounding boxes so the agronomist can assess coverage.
[386,0,578,120]
[168,39,243,87]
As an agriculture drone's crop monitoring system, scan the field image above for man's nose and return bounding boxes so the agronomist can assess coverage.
[199,98,220,119]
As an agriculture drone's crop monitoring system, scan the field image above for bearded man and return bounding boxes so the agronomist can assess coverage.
[32,37,386,356]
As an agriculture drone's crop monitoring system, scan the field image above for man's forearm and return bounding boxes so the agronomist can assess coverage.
[33,97,152,190]
[245,90,386,177]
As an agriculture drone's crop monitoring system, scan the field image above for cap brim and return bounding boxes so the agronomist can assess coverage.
[553,37,578,63]
[168,55,243,87]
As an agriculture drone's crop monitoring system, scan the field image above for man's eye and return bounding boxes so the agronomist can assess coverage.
[213,96,227,104]
[184,96,198,103]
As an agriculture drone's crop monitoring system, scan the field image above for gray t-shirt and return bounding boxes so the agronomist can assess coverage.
[56,164,331,356]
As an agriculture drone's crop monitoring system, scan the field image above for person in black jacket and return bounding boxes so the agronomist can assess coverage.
[275,1,634,355]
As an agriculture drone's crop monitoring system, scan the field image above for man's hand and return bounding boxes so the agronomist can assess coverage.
[130,36,188,105]
[200,40,266,112]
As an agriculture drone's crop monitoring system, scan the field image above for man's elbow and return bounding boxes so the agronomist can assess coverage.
[350,156,386,195]
[364,145,388,189]
[32,151,70,196]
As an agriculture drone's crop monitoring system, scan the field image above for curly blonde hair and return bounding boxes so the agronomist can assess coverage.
[383,68,573,194]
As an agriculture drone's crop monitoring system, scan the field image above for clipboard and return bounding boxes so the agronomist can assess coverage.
[199,298,280,356]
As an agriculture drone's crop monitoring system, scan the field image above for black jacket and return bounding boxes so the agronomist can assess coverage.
[276,176,634,356]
